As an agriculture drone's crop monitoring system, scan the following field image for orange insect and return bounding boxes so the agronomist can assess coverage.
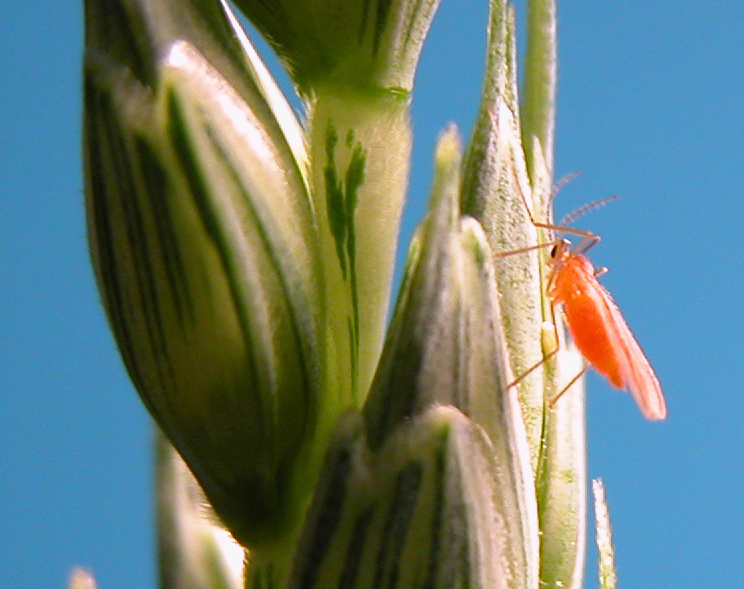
[507,183,667,420]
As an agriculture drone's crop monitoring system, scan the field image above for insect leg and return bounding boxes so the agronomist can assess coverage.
[548,365,589,409]
[493,240,562,259]
[505,346,558,391]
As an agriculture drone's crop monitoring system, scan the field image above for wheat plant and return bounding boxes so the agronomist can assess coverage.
[82,0,616,587]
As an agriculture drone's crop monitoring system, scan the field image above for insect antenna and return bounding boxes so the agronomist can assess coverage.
[551,172,581,199]
[545,172,580,237]
[559,195,619,228]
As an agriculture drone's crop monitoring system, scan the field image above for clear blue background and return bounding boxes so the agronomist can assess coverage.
[2,1,742,587]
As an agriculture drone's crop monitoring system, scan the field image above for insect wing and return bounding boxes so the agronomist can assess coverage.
[596,285,667,420]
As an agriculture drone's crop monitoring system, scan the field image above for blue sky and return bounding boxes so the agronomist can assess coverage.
[2,1,743,587]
